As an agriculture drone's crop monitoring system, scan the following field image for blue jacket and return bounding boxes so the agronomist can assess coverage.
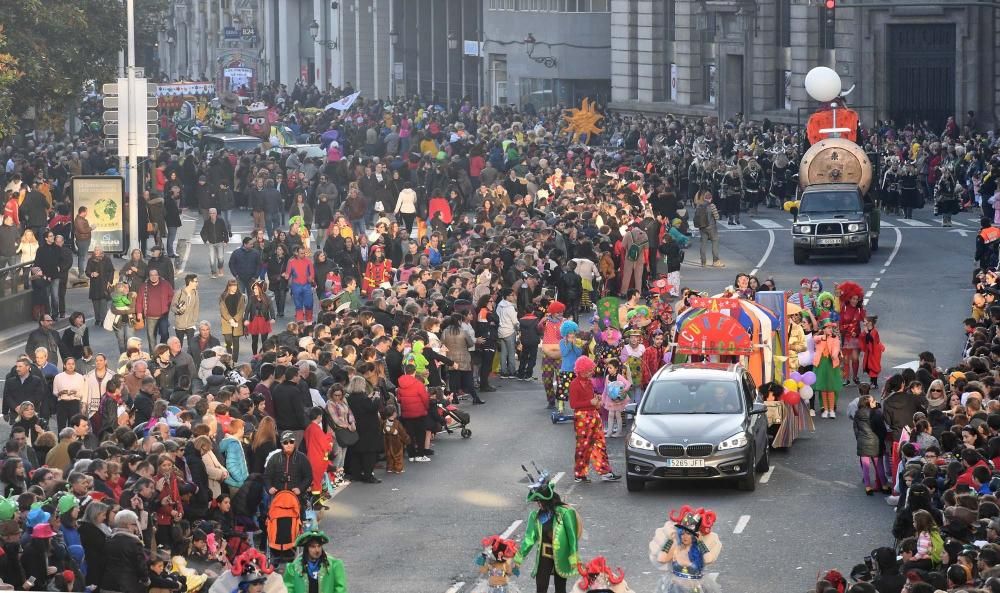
[229,246,262,281]
[219,435,248,489]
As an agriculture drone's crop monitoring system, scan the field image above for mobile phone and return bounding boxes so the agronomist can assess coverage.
[27,577,36,586]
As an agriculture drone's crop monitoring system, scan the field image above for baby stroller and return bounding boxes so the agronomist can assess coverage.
[265,489,302,563]
[435,400,472,439]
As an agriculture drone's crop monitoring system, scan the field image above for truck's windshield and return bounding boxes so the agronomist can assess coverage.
[799,190,862,213]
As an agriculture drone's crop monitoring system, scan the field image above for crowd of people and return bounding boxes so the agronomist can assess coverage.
[0,78,997,592]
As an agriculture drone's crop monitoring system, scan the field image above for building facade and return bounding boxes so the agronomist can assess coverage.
[609,0,999,129]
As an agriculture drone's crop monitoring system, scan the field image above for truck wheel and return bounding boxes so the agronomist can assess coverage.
[871,235,879,251]
[626,476,646,492]
[793,247,808,265]
[857,243,871,263]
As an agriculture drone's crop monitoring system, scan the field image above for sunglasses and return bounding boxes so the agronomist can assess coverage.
[930,388,944,392]
[282,440,296,445]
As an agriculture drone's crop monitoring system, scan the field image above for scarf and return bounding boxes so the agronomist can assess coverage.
[69,324,87,347]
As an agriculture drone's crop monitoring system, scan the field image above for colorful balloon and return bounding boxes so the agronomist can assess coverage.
[802,371,817,386]
[790,371,803,382]
[782,379,799,392]
[782,391,802,407]
[799,385,813,402]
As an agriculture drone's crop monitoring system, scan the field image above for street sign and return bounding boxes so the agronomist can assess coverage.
[103,96,118,109]
[102,111,119,122]
[103,124,118,136]
[102,83,118,95]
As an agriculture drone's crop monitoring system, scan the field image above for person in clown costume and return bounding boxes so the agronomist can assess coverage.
[648,506,723,593]
[361,245,393,297]
[642,330,670,387]
[836,281,866,386]
[619,329,646,402]
[476,535,520,593]
[813,318,843,418]
[514,467,582,593]
[540,301,566,410]
[570,557,634,593]
[815,291,839,327]
[557,320,584,418]
[568,355,621,483]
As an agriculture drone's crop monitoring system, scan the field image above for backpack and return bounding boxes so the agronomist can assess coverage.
[928,530,944,566]
[694,203,710,228]
[626,243,642,262]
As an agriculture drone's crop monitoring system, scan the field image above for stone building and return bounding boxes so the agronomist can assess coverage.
[609,0,998,129]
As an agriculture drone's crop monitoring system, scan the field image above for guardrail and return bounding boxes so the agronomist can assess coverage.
[0,261,35,298]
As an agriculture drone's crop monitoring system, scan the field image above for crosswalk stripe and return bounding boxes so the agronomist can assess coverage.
[723,223,747,230]
[190,233,243,245]
[879,221,895,228]
[951,220,967,227]
[897,219,931,227]
[753,218,785,229]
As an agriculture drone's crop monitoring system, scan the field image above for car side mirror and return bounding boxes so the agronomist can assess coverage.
[750,402,767,415]
[624,402,638,417]
[789,205,798,222]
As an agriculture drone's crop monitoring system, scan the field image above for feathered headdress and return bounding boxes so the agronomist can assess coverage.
[838,281,864,305]
[668,505,717,536]
[576,556,626,589]
[229,548,275,578]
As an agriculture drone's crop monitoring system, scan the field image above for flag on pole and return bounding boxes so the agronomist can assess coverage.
[324,91,361,111]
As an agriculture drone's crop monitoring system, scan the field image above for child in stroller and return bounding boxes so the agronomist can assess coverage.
[430,387,472,439]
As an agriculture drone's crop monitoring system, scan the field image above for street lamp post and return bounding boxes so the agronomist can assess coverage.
[447,32,457,106]
[389,28,398,98]
[309,19,338,49]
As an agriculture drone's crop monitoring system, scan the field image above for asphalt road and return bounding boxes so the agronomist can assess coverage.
[0,205,977,593]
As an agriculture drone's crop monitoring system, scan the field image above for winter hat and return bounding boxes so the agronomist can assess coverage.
[574,356,596,376]
[546,301,566,316]
[57,494,78,515]
[559,320,579,338]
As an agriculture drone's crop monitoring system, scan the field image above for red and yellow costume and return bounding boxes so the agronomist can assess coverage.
[362,248,393,297]
[569,356,612,480]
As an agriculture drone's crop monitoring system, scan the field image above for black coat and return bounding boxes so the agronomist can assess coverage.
[85,255,115,301]
[347,390,384,454]
[272,381,307,431]
[853,405,881,457]
[78,522,108,587]
[60,327,89,360]
[34,243,62,278]
[2,372,47,415]
[101,531,148,593]
[263,449,312,493]
[183,441,211,515]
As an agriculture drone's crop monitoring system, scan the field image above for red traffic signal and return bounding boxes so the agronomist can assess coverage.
[825,0,835,8]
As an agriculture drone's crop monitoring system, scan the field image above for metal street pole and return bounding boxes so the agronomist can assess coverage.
[127,0,140,254]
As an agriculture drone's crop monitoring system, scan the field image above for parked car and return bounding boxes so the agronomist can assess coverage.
[201,133,264,155]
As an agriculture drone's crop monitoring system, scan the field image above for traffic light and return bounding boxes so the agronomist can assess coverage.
[825,0,835,24]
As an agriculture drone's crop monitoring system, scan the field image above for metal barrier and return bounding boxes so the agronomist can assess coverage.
[0,261,34,298]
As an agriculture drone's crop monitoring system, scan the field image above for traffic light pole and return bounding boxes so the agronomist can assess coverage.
[126,0,140,254]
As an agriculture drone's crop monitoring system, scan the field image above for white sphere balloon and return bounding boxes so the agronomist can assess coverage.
[804,67,842,102]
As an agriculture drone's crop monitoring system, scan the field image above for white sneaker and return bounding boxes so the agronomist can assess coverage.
[829,411,836,419]
[886,495,899,506]
[413,456,431,462]
[820,410,828,418]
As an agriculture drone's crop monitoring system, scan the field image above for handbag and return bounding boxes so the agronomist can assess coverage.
[334,425,359,447]
[146,222,156,233]
[102,309,117,332]
[132,316,145,330]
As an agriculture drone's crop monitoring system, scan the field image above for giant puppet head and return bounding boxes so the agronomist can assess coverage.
[241,102,279,139]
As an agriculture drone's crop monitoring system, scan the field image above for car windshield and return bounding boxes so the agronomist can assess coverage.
[640,380,743,414]
[799,190,861,213]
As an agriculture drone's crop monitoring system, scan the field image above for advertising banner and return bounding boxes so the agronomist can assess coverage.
[72,176,125,255]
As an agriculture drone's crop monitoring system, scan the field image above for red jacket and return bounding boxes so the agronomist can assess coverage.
[138,279,175,318]
[957,460,990,489]
[397,374,430,419]
[569,376,597,411]
[641,345,667,386]
[861,328,885,377]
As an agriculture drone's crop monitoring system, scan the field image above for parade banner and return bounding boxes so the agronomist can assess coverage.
[675,311,754,356]
[72,176,125,255]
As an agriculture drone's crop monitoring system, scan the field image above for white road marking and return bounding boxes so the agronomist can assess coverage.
[551,472,565,484]
[951,220,967,227]
[723,223,747,230]
[879,220,895,228]
[501,519,523,539]
[834,480,854,488]
[177,238,192,274]
[190,233,243,245]
[885,227,903,267]
[733,514,751,534]
[749,230,775,277]
[759,465,775,484]
[753,218,785,229]
[444,581,465,593]
[897,219,931,227]
[864,291,873,298]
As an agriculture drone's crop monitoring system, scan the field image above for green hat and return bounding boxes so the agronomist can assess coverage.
[0,498,16,522]
[56,494,78,515]
[523,465,556,503]
[294,529,330,547]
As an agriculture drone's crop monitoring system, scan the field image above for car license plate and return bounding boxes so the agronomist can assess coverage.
[818,238,842,245]
[665,459,705,468]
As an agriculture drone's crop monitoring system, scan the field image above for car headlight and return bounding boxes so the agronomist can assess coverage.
[718,432,748,450]
[628,432,654,451]
[796,225,811,234]
[847,223,864,232]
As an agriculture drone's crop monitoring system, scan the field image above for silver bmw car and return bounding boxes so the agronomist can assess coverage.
[623,363,770,492]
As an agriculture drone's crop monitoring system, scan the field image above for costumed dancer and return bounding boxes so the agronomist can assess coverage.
[648,505,722,593]
[837,282,866,386]
[785,304,807,372]
[570,557,634,593]
[642,330,670,387]
[861,315,884,389]
[568,356,621,483]
[540,302,566,410]
[476,535,519,593]
[620,330,645,403]
[623,305,651,334]
[361,245,393,297]
[556,320,584,424]
[207,549,284,593]
[734,273,753,300]
[591,322,623,427]
[284,246,315,323]
[600,358,632,438]
[815,291,839,326]
[787,278,817,323]
[282,530,347,593]
[514,466,582,593]
[813,319,842,418]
